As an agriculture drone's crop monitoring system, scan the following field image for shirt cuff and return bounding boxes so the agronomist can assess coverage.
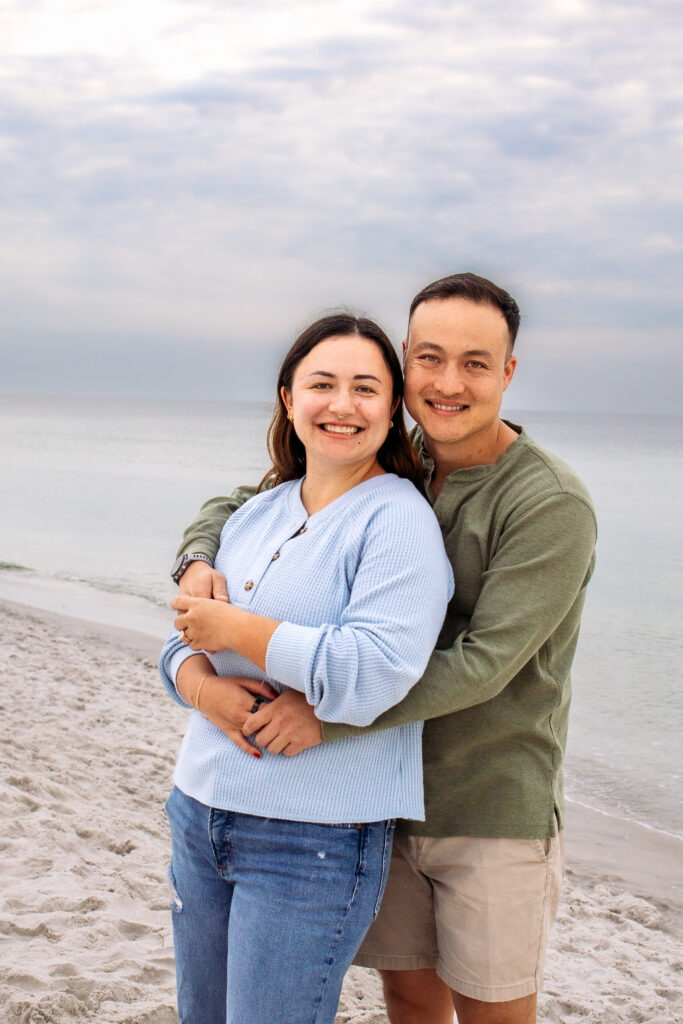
[265,621,318,695]
[169,645,201,706]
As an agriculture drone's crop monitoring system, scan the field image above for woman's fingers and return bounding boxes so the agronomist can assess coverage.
[231,676,278,701]
[225,728,262,759]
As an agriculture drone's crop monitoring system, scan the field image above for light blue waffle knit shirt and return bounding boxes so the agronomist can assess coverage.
[159,473,453,823]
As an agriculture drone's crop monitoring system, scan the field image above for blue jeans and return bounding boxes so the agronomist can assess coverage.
[165,786,395,1024]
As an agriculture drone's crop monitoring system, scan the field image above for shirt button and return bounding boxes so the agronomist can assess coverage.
[298,526,308,535]
[244,580,254,590]
[271,552,280,561]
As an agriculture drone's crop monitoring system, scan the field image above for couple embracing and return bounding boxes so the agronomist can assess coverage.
[160,272,597,1024]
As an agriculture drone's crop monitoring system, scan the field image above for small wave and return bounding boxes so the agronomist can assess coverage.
[565,795,683,843]
[56,572,169,610]
[0,561,31,572]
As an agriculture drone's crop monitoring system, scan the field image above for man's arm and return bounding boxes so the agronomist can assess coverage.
[322,492,597,741]
[175,486,259,561]
[175,486,259,598]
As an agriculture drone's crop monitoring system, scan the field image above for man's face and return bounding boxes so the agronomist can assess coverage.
[403,297,517,452]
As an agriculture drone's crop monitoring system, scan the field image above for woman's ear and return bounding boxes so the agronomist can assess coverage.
[280,386,292,417]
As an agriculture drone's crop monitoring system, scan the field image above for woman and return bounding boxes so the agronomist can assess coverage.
[159,313,452,1024]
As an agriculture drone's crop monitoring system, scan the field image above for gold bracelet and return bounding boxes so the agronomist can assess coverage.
[195,674,210,712]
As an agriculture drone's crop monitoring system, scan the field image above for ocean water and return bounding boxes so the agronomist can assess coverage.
[1,396,681,839]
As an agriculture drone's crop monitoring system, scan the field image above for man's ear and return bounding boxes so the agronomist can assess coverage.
[502,355,517,391]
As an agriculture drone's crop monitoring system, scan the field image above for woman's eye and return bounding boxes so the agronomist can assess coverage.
[357,386,377,395]
[311,382,331,389]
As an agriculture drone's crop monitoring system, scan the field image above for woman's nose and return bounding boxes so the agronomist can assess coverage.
[328,390,355,416]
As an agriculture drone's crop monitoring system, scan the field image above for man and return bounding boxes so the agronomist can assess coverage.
[170,273,597,1024]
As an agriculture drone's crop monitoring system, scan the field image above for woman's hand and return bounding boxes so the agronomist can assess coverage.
[176,656,278,757]
[172,596,280,670]
[172,595,235,652]
[242,690,323,756]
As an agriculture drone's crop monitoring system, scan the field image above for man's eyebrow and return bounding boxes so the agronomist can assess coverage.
[409,342,494,360]
[463,349,494,359]
[305,371,382,382]
[409,342,448,355]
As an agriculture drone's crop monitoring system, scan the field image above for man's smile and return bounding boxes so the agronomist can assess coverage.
[425,400,469,413]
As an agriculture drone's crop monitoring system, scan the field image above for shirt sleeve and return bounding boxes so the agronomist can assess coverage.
[265,499,454,726]
[158,630,203,707]
[322,491,596,740]
[175,485,259,560]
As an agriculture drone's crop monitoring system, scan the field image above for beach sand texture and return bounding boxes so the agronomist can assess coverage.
[1,601,681,1024]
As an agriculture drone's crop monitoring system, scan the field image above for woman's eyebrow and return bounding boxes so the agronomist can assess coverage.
[306,371,382,382]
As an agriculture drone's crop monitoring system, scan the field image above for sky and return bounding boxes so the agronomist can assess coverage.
[1,0,681,413]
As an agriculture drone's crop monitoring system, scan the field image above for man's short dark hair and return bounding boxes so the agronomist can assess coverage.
[409,272,520,350]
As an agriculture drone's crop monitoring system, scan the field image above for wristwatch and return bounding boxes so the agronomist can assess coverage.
[171,552,214,584]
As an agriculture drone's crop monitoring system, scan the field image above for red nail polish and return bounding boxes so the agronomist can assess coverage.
[252,750,261,759]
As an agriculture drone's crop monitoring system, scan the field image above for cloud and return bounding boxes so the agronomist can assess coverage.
[1,0,681,411]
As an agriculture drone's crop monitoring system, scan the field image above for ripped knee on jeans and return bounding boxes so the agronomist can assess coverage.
[168,866,183,912]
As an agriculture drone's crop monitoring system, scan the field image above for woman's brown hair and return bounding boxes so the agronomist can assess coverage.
[259,313,423,491]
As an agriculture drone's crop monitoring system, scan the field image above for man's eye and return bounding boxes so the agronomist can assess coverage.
[467,361,486,370]
[418,354,438,363]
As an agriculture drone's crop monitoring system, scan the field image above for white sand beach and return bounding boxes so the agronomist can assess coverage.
[1,597,681,1024]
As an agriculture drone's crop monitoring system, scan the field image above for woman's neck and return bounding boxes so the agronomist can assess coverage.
[300,458,385,515]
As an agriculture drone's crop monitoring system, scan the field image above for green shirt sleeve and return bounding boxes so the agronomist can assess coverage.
[175,485,259,560]
[322,491,597,741]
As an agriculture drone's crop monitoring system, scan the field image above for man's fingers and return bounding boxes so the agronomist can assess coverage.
[210,571,229,602]
[242,704,273,737]
[264,735,289,755]
[281,742,303,757]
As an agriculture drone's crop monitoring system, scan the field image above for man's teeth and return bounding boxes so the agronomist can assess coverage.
[431,402,466,411]
[321,424,360,434]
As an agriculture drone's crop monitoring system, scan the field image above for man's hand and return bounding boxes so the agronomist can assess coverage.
[178,560,229,602]
[242,689,323,756]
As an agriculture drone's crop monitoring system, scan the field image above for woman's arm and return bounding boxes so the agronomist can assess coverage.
[158,637,277,754]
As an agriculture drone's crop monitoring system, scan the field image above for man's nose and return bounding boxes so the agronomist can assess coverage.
[433,362,465,394]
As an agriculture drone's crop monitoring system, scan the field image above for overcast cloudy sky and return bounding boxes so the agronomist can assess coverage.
[2,0,681,412]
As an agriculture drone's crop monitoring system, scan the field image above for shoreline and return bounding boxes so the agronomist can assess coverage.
[2,596,682,1022]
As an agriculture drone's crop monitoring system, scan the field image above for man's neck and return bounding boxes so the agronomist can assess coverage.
[427,419,519,498]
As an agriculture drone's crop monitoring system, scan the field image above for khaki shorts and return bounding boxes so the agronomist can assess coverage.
[355,828,564,1003]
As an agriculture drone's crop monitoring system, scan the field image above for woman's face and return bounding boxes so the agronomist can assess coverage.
[282,334,397,474]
